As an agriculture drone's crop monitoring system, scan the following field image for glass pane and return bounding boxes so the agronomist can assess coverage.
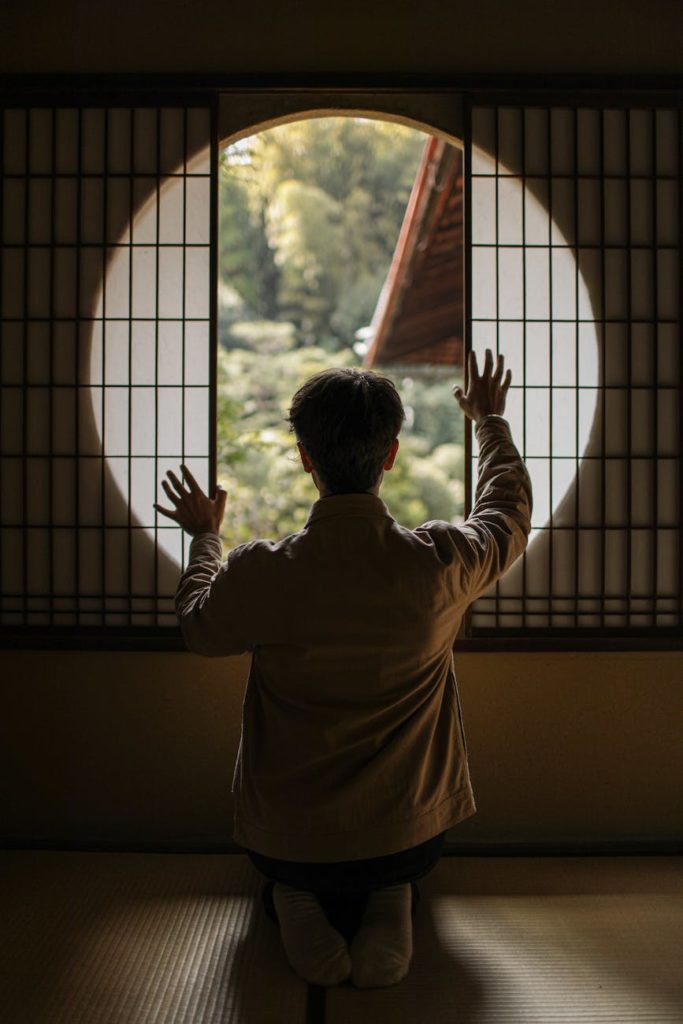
[29,109,53,175]
[53,527,76,597]
[157,386,183,456]
[604,179,627,245]
[131,321,157,385]
[158,321,183,385]
[524,321,548,385]
[631,323,654,387]
[104,320,130,385]
[131,457,157,530]
[550,108,574,175]
[550,177,575,245]
[159,178,184,244]
[104,456,129,526]
[656,250,679,320]
[131,246,156,318]
[471,108,495,174]
[108,108,131,174]
[656,179,678,246]
[55,179,78,244]
[581,109,602,175]
[578,529,602,596]
[133,109,158,175]
[551,388,576,457]
[185,176,211,245]
[158,246,184,319]
[52,388,77,454]
[184,387,210,458]
[497,108,523,174]
[603,109,626,177]
[103,387,129,457]
[471,246,496,319]
[551,528,576,597]
[630,249,653,320]
[525,390,550,456]
[184,246,210,319]
[160,108,185,175]
[131,387,156,456]
[107,178,131,245]
[524,248,549,319]
[552,322,577,386]
[551,247,577,319]
[578,457,602,528]
[657,460,678,527]
[498,175,522,243]
[523,108,547,175]
[655,109,678,175]
[629,109,653,176]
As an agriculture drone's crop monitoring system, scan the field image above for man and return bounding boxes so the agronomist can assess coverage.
[155,348,532,988]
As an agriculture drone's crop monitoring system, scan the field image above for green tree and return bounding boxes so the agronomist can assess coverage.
[219,154,279,322]
[219,117,427,352]
[266,180,348,347]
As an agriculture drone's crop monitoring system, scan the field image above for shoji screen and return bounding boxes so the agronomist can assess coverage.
[0,100,216,632]
[466,101,681,636]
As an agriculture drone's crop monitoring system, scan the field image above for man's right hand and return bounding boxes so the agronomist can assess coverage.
[452,348,512,423]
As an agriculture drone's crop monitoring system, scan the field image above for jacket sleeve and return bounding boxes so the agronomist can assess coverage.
[418,414,533,606]
[174,533,256,657]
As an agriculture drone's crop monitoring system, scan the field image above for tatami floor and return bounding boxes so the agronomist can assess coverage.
[1,851,681,1024]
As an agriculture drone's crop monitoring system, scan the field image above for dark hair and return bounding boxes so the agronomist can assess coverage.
[287,368,405,494]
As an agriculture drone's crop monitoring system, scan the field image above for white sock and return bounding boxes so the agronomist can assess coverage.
[350,883,413,988]
[272,883,352,986]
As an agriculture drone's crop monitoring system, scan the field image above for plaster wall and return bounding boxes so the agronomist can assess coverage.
[2,651,681,848]
[1,0,682,76]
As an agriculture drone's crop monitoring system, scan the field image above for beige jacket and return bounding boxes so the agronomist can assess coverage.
[175,414,532,861]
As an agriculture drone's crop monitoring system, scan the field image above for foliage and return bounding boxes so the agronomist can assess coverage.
[219,117,426,350]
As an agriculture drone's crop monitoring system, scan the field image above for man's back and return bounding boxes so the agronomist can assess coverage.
[175,414,532,862]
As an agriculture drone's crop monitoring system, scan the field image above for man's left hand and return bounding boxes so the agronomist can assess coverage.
[154,464,227,537]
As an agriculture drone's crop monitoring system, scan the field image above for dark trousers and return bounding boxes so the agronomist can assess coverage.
[246,832,447,942]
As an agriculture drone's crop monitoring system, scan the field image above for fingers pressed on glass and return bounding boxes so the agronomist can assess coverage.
[154,502,178,521]
[162,479,181,506]
[181,463,200,493]
[167,469,189,498]
[468,350,479,381]
[492,353,504,382]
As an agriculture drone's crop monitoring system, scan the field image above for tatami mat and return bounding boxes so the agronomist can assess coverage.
[1,852,682,1024]
[0,850,307,1024]
[328,856,683,1023]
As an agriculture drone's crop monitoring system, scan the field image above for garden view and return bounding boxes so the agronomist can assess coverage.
[217,117,465,550]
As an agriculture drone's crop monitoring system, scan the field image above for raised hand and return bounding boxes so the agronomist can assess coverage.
[452,348,512,423]
[154,463,227,537]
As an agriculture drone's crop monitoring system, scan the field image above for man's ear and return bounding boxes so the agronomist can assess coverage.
[384,438,400,471]
[298,442,315,474]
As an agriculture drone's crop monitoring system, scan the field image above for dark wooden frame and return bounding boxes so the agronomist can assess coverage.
[1,74,681,651]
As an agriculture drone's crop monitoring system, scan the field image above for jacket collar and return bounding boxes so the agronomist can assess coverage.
[305,492,394,526]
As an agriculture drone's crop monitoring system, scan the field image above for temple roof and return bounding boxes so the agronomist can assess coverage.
[363,136,464,368]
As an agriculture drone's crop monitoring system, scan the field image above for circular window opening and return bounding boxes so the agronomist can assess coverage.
[88,108,599,574]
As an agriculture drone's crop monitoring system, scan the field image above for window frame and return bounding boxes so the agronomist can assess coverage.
[461,89,683,647]
[0,74,681,651]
